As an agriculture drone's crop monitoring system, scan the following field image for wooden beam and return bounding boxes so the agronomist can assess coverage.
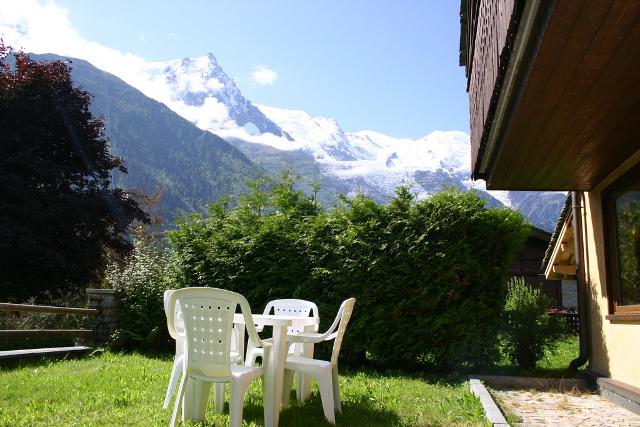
[0,329,94,338]
[0,346,91,360]
[552,264,576,276]
[0,303,99,316]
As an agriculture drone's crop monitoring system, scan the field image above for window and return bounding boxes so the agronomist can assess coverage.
[604,165,640,316]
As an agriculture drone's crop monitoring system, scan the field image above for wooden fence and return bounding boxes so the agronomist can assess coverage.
[0,302,99,340]
[556,311,579,335]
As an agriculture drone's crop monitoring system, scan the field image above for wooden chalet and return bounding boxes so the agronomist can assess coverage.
[508,226,566,308]
[460,0,640,411]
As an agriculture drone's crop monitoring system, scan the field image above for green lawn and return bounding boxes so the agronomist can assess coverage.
[0,352,488,426]
[478,335,581,377]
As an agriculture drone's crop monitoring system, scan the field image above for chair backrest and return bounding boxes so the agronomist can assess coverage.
[326,298,356,367]
[163,289,184,339]
[166,287,262,379]
[264,299,320,333]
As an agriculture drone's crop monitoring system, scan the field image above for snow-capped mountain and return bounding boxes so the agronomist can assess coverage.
[121,53,565,231]
[255,105,476,197]
[134,53,292,140]
[249,106,565,231]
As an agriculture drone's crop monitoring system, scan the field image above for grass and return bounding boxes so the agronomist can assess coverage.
[477,335,581,378]
[489,393,522,425]
[0,351,488,426]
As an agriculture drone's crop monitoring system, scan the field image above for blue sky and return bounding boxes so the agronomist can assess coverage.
[3,0,469,139]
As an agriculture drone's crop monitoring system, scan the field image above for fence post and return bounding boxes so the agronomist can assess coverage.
[77,289,118,347]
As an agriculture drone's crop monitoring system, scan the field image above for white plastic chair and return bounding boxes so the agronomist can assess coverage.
[166,287,270,427]
[162,289,243,409]
[244,299,319,402]
[245,299,319,366]
[281,298,356,424]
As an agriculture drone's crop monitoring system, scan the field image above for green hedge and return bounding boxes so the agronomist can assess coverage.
[167,176,530,369]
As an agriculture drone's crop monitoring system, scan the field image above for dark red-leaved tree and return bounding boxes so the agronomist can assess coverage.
[0,43,149,301]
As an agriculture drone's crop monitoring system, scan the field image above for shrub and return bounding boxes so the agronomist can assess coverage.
[501,277,568,368]
[104,226,174,351]
[169,175,531,370]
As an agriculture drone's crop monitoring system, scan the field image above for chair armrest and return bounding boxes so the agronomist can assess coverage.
[286,332,325,344]
[261,338,274,346]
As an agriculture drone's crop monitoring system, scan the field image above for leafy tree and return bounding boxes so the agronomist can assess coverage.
[0,44,148,301]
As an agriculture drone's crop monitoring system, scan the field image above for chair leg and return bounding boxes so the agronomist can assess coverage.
[214,383,225,412]
[316,372,336,424]
[282,369,294,408]
[295,370,303,402]
[170,375,188,427]
[163,356,183,408]
[332,367,341,413]
[229,379,249,427]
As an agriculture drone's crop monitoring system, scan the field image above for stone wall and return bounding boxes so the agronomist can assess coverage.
[77,288,118,347]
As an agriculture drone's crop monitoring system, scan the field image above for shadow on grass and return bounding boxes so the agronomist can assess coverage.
[238,392,402,427]
[0,347,176,372]
[472,365,583,379]
[0,350,90,372]
[471,336,583,379]
[339,367,470,387]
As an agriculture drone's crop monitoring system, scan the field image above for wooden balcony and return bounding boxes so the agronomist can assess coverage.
[460,0,519,179]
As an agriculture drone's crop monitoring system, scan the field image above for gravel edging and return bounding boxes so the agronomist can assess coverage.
[472,374,586,391]
[469,377,510,426]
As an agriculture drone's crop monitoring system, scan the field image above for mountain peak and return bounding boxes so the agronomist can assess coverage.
[206,52,218,65]
[139,53,292,140]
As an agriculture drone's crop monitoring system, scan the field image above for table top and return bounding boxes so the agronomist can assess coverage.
[233,313,319,326]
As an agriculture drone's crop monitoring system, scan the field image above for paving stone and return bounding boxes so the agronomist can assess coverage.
[492,388,640,426]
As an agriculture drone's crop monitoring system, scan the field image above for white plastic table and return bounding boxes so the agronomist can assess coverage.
[181,313,319,427]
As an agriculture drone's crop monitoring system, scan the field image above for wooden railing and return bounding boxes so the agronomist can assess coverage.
[0,302,99,340]
[549,309,579,335]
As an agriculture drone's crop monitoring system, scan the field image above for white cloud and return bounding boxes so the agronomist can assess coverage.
[250,64,278,85]
[0,0,151,97]
[0,0,236,129]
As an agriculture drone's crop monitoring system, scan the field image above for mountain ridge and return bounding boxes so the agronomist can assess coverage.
[26,51,565,231]
[119,51,567,232]
[27,53,257,224]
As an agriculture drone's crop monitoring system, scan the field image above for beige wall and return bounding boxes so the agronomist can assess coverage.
[581,150,640,388]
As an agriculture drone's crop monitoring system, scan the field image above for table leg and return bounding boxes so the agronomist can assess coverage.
[264,324,287,427]
[297,325,315,402]
[182,378,210,422]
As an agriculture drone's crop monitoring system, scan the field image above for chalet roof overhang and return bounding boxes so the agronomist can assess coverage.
[544,215,576,280]
[477,0,640,191]
[543,196,576,280]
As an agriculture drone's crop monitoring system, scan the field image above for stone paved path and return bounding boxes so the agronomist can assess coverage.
[492,388,640,426]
